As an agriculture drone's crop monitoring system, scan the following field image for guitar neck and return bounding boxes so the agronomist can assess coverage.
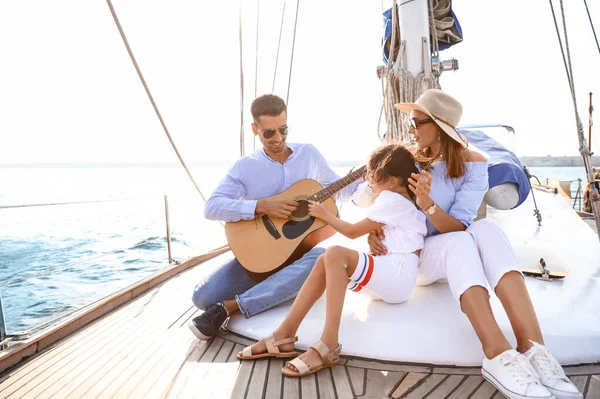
[309,165,366,203]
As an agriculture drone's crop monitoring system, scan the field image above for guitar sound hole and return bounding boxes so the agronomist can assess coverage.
[291,200,310,220]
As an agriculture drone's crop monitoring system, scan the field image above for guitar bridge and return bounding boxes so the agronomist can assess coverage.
[262,215,281,239]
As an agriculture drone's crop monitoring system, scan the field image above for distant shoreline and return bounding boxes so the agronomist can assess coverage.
[518,156,600,167]
[1,156,599,168]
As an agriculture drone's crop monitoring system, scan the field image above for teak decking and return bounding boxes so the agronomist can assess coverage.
[1,254,598,398]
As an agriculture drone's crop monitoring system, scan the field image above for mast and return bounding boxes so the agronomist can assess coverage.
[380,0,457,142]
[398,0,430,80]
[589,92,594,152]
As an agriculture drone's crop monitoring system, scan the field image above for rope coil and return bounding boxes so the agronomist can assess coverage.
[379,0,441,143]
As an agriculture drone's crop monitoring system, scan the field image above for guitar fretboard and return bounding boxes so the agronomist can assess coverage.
[308,165,367,203]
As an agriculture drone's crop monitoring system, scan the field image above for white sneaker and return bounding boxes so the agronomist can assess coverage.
[482,349,554,399]
[525,341,583,399]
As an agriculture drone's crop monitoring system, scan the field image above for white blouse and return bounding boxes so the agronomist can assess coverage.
[366,190,427,254]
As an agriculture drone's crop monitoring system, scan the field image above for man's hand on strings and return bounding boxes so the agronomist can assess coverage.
[256,198,298,219]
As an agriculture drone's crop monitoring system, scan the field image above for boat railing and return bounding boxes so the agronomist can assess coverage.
[0,195,177,350]
[540,177,587,212]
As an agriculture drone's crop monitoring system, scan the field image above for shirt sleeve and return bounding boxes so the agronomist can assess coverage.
[366,193,415,227]
[203,161,258,222]
[448,162,489,228]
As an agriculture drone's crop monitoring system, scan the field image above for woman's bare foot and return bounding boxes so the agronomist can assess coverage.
[237,331,295,357]
[284,339,340,373]
[284,347,324,372]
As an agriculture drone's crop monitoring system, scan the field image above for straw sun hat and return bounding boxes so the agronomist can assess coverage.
[394,89,467,147]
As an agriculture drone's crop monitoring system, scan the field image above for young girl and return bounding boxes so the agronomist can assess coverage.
[236,142,427,378]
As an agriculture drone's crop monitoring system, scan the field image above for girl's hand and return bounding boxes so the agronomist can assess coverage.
[408,170,434,210]
[308,201,329,219]
[367,228,387,255]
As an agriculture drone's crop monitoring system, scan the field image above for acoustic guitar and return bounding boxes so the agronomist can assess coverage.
[225,166,366,281]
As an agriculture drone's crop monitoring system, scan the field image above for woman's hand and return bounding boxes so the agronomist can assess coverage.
[308,201,330,220]
[367,228,387,255]
[408,170,434,210]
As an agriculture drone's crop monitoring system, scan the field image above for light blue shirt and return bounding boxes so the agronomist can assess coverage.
[204,143,360,222]
[423,161,489,237]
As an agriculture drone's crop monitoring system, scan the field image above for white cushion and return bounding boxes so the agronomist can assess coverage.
[484,183,519,210]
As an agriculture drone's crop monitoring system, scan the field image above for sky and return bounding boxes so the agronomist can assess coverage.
[0,0,599,164]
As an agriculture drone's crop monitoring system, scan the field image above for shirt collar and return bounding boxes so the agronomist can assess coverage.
[260,142,296,163]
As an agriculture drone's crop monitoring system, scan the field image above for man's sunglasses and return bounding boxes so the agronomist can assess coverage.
[259,125,289,139]
[409,118,434,130]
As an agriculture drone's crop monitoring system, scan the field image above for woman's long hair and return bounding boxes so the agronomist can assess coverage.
[412,127,467,178]
[367,142,419,203]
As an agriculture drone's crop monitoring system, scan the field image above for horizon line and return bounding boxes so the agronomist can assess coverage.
[1,155,599,168]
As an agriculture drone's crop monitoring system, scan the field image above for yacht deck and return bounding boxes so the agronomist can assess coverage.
[1,252,599,398]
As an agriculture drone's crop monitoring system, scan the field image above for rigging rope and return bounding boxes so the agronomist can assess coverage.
[105,0,209,203]
[548,0,600,239]
[0,199,128,209]
[253,0,260,152]
[379,0,440,143]
[583,0,600,56]
[286,0,300,106]
[244,0,297,151]
[239,1,246,157]
[557,0,586,152]
[272,1,287,92]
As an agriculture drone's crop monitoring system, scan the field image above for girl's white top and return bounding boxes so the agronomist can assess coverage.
[366,190,427,254]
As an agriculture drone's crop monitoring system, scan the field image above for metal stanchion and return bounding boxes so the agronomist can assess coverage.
[165,195,173,264]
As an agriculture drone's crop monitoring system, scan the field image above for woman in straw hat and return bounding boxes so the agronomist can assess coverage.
[368,89,581,399]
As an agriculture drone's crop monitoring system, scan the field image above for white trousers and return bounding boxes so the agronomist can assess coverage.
[348,252,419,304]
[416,219,522,303]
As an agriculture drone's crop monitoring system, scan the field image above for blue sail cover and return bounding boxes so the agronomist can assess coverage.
[458,128,530,209]
[382,8,395,64]
[382,4,463,64]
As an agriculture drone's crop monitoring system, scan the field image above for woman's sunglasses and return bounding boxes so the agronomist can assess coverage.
[409,118,434,130]
[259,125,289,139]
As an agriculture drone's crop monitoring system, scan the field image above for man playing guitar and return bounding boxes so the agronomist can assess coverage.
[189,94,361,340]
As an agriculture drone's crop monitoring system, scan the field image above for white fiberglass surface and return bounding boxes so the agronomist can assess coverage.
[227,192,600,366]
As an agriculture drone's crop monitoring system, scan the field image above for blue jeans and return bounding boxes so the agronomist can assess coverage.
[191,247,325,317]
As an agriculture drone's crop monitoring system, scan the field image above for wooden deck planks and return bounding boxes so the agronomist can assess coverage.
[61,320,162,398]
[570,375,589,396]
[229,355,255,398]
[300,372,318,398]
[283,375,300,398]
[265,358,285,399]
[403,374,448,398]
[360,369,403,398]
[163,340,212,398]
[425,375,466,399]
[14,312,148,398]
[246,353,269,398]
[446,375,485,399]
[331,365,353,398]
[587,375,600,399]
[347,366,366,396]
[176,337,227,399]
[470,380,499,399]
[391,372,429,398]
[316,367,336,399]
[0,298,143,396]
[2,256,600,399]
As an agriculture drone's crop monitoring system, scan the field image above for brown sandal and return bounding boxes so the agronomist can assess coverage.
[237,334,298,360]
[282,340,341,377]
